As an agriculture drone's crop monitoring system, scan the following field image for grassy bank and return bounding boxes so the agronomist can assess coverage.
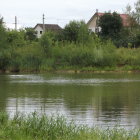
[0,112,139,140]
[1,28,140,73]
[2,42,140,73]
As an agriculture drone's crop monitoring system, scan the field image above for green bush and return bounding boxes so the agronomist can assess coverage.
[7,30,26,47]
[51,40,117,67]
[116,48,140,66]
[39,31,55,56]
[8,42,43,72]
[63,20,91,44]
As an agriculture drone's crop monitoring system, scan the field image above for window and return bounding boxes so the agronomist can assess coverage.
[40,31,43,34]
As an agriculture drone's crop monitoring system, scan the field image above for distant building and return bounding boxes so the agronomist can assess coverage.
[34,24,62,38]
[87,12,130,33]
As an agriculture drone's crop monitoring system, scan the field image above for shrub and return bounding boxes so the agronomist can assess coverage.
[39,31,55,56]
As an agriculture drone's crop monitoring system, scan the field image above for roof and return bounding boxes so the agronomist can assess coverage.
[87,12,130,27]
[119,14,129,26]
[34,24,62,31]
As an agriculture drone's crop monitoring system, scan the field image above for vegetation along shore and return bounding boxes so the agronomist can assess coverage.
[0,112,139,140]
[1,1,140,73]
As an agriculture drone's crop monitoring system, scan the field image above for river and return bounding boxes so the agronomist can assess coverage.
[0,73,140,128]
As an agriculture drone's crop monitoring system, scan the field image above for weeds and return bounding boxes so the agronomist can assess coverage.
[0,112,139,140]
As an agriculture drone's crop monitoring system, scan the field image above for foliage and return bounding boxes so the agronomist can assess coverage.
[0,17,7,50]
[63,20,90,44]
[116,47,140,66]
[25,27,37,41]
[52,40,116,67]
[7,30,26,47]
[0,17,10,70]
[39,31,55,56]
[99,12,123,38]
[134,0,140,24]
[125,4,138,28]
[122,1,140,48]
[63,20,80,42]
[8,42,43,72]
[0,112,140,140]
[0,15,140,72]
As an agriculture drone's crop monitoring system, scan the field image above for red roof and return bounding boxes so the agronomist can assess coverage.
[119,14,129,26]
[97,13,129,27]
[97,13,104,16]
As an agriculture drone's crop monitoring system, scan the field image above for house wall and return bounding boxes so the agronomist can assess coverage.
[88,16,97,32]
[88,16,101,33]
[34,25,43,38]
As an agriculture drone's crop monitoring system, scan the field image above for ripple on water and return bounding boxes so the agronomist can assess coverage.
[9,74,140,85]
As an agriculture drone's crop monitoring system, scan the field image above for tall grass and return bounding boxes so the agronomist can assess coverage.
[7,42,43,72]
[116,48,140,66]
[51,41,117,67]
[0,112,139,140]
[1,37,140,72]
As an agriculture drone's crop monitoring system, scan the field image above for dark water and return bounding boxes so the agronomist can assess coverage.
[0,73,140,128]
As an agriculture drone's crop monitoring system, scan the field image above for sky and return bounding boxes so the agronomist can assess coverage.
[0,0,137,29]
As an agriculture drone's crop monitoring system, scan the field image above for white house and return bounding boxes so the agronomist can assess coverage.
[34,24,62,38]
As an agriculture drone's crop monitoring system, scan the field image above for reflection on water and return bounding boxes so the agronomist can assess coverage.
[0,73,140,128]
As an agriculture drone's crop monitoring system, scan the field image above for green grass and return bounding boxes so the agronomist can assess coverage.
[0,112,139,140]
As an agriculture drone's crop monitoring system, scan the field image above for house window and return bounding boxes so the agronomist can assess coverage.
[40,31,43,34]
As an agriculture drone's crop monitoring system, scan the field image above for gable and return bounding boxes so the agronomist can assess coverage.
[34,25,43,31]
[87,15,97,29]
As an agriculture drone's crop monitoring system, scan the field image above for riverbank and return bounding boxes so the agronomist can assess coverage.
[1,41,140,74]
[0,112,139,140]
[1,65,140,74]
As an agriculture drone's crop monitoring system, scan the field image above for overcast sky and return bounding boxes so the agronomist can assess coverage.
[0,0,137,28]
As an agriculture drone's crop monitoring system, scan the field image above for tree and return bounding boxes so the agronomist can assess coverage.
[125,4,132,15]
[7,30,25,47]
[134,0,140,24]
[0,17,7,50]
[77,21,91,44]
[125,4,138,28]
[63,21,79,42]
[0,17,3,25]
[0,17,10,70]
[39,31,55,55]
[124,2,140,47]
[25,28,37,41]
[63,20,90,44]
[99,12,123,38]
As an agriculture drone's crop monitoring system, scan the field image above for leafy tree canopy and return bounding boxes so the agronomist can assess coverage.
[0,17,8,50]
[7,30,25,47]
[25,28,37,41]
[99,12,123,38]
[63,20,90,44]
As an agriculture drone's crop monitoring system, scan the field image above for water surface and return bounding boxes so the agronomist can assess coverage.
[0,73,140,128]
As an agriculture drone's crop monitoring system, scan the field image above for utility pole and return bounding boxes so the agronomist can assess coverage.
[15,16,17,30]
[43,14,45,32]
